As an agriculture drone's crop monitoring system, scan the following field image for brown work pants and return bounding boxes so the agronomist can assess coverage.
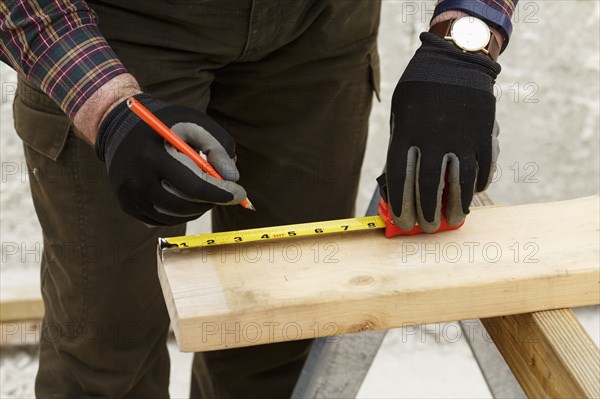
[13,1,380,397]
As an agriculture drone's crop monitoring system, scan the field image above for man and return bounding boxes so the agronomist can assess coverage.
[1,0,515,397]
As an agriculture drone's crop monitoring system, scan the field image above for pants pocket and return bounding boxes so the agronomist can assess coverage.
[13,78,71,161]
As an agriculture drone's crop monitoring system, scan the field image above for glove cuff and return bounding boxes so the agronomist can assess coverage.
[420,32,501,76]
[400,32,501,93]
[96,93,168,166]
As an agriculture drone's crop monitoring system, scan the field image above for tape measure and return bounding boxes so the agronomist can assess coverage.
[160,215,385,250]
[159,199,464,251]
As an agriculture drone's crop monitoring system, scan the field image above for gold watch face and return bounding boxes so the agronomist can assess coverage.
[451,17,491,52]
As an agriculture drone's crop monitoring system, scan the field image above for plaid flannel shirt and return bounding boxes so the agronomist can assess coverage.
[1,0,126,118]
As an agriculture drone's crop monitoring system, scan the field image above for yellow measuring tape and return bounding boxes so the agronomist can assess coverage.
[160,215,386,250]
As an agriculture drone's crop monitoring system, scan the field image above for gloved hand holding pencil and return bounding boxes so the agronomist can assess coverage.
[96,93,250,226]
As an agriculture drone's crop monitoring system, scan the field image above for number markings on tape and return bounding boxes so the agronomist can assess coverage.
[159,215,386,250]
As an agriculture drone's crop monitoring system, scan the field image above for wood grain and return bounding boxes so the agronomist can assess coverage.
[476,194,600,399]
[0,285,43,323]
[157,196,600,352]
[482,310,600,398]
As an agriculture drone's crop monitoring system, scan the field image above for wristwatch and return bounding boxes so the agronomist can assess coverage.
[429,16,500,61]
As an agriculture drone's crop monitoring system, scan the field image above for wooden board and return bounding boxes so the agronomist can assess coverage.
[157,196,600,352]
[482,310,600,398]
[472,193,600,399]
[0,284,43,323]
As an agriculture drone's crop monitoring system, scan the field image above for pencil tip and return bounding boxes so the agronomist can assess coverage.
[244,199,256,211]
[240,197,256,211]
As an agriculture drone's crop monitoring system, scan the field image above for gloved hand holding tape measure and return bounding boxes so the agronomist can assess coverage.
[381,32,501,234]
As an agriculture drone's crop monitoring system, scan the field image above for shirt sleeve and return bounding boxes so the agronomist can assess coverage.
[438,0,518,19]
[0,0,128,119]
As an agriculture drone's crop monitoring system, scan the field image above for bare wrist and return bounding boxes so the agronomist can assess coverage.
[431,10,505,54]
[72,74,141,146]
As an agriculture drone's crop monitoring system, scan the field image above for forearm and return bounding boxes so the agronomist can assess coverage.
[73,74,141,145]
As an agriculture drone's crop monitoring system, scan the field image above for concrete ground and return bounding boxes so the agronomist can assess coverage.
[1,1,599,397]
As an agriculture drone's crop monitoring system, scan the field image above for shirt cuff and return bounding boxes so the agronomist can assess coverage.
[28,24,127,119]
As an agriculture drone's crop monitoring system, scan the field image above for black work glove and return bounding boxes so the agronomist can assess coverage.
[97,94,246,226]
[381,32,501,233]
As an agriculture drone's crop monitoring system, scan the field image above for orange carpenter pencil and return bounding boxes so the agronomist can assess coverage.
[126,97,255,211]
